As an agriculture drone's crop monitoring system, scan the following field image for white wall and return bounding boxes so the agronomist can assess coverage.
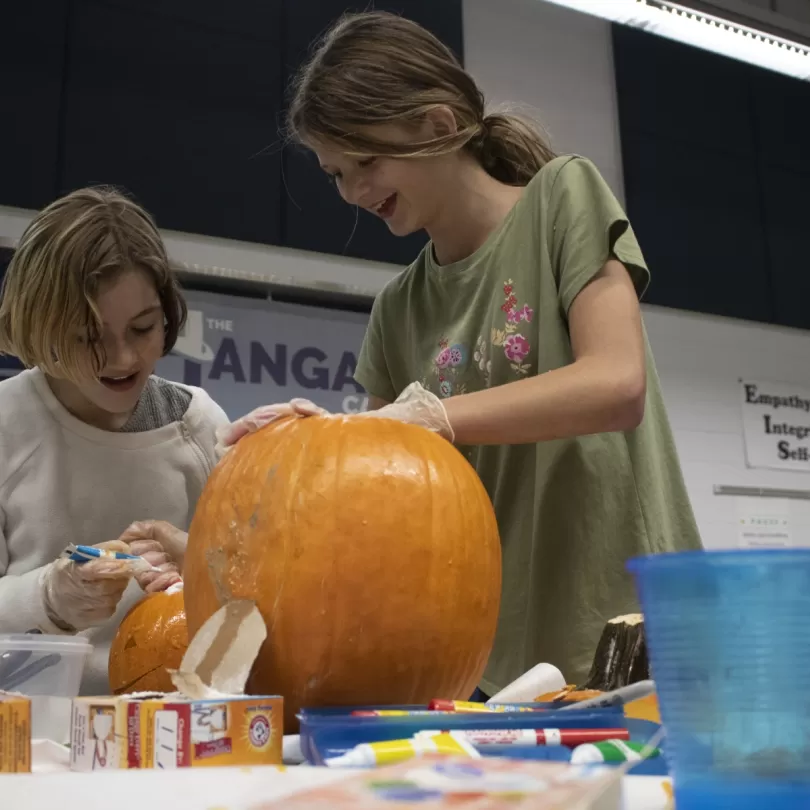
[463,0,625,201]
[644,307,810,549]
[2,0,809,550]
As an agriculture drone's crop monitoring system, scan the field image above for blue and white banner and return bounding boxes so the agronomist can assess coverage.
[157,290,371,419]
[0,288,371,417]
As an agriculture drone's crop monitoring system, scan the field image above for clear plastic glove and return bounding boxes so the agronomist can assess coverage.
[215,398,327,455]
[41,540,138,632]
[357,382,454,442]
[119,521,185,593]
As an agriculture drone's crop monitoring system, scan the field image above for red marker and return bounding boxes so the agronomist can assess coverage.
[428,699,540,713]
[416,728,630,747]
[351,710,443,717]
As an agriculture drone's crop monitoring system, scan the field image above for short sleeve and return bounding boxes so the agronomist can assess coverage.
[354,293,397,403]
[546,157,650,314]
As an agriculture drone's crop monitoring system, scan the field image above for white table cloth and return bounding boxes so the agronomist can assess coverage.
[0,743,674,809]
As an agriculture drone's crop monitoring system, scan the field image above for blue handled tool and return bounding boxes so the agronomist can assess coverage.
[61,544,160,572]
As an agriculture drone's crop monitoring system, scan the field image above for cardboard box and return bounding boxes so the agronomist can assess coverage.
[0,692,31,773]
[71,599,283,771]
[70,693,282,770]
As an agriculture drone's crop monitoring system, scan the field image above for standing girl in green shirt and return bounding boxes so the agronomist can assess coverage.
[222,11,703,694]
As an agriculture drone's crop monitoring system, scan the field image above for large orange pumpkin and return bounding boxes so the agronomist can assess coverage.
[108,590,188,694]
[184,415,501,728]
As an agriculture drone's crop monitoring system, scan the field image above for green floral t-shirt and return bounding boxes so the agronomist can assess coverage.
[354,156,702,693]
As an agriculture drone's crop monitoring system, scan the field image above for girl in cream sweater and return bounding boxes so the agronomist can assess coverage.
[0,187,228,693]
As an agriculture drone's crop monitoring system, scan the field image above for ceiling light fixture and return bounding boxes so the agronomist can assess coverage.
[540,0,810,81]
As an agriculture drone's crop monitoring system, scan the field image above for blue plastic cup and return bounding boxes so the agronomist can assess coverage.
[628,549,810,810]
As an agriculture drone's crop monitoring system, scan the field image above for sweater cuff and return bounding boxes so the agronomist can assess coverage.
[0,566,72,635]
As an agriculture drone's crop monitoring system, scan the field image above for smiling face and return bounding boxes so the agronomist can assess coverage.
[287,13,488,239]
[311,122,460,238]
[51,268,166,428]
[0,186,188,431]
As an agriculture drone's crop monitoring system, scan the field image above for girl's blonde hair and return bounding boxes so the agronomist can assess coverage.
[287,11,556,185]
[0,186,186,382]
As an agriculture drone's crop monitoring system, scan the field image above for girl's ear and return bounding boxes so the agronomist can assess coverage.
[423,105,458,140]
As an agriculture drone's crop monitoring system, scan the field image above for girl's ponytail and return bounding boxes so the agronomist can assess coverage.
[469,113,556,186]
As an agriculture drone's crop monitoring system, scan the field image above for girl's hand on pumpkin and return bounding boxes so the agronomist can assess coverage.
[215,398,327,454]
[132,545,181,594]
[357,382,454,442]
[119,521,185,593]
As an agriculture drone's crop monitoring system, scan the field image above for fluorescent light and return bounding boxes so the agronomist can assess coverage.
[541,0,810,81]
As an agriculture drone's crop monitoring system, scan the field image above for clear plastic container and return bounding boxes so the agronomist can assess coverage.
[0,634,92,742]
[628,550,810,810]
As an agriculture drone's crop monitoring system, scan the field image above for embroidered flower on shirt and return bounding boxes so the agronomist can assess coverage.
[431,337,470,397]
[500,281,517,313]
[448,344,466,367]
[474,335,492,386]
[503,334,530,363]
[507,303,534,325]
[435,347,453,369]
[492,279,534,376]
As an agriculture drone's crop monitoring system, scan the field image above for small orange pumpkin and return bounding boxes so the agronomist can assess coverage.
[184,415,502,729]
[108,589,188,694]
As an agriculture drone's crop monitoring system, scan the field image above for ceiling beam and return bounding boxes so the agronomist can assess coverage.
[676,0,810,46]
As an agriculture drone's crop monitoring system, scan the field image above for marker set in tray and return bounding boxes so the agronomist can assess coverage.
[298,701,667,775]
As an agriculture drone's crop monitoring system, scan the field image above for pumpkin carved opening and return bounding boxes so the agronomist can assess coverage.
[108,589,188,695]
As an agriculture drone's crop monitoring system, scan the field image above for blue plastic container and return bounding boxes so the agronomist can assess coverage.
[298,703,666,773]
[628,549,810,810]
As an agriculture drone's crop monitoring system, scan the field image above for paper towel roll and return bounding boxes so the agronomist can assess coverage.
[486,663,566,705]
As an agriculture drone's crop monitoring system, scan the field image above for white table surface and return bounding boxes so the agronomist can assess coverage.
[0,743,674,810]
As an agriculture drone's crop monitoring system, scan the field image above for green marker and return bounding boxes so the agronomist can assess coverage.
[570,739,661,765]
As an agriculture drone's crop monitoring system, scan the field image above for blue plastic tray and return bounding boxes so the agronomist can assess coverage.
[298,703,667,775]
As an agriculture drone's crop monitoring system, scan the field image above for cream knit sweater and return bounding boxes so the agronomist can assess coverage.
[0,368,229,694]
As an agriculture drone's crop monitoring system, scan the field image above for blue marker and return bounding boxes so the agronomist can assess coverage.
[62,543,159,571]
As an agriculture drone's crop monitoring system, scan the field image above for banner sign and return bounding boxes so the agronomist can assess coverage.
[741,380,810,472]
[0,289,371,418]
[156,290,370,419]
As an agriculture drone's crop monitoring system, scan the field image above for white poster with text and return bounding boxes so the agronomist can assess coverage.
[737,513,792,548]
[741,380,810,472]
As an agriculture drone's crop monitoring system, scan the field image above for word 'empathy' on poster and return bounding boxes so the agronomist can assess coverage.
[741,381,810,472]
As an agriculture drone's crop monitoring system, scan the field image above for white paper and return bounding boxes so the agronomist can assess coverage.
[30,695,73,744]
[487,662,566,705]
[741,380,810,473]
[738,513,792,548]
